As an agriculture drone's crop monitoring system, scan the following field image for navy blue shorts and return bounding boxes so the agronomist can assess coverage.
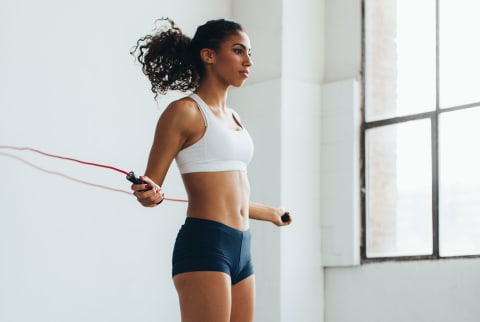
[172,217,254,285]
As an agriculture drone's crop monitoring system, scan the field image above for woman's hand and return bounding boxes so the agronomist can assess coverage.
[249,203,293,226]
[131,175,164,207]
[272,207,293,227]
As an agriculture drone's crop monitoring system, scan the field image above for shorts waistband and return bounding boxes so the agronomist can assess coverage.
[184,217,249,235]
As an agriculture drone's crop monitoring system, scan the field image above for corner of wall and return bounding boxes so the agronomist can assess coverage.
[320,78,361,267]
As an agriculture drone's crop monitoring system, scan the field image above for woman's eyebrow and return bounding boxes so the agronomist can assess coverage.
[232,43,248,49]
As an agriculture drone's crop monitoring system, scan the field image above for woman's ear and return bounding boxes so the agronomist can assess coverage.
[199,48,215,64]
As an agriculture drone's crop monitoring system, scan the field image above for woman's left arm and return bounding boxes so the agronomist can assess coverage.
[249,202,292,226]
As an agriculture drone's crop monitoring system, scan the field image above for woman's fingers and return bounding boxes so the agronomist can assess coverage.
[131,175,164,207]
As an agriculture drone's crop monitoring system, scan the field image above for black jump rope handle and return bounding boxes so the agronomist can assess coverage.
[281,212,291,223]
[128,171,290,221]
[126,171,152,191]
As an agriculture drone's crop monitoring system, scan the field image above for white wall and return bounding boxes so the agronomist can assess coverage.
[232,0,324,321]
[1,0,324,321]
[326,259,480,322]
[0,1,230,321]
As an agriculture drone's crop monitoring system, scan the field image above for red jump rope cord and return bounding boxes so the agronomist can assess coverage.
[0,145,187,203]
[0,146,130,175]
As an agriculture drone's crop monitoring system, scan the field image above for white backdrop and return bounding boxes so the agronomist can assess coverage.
[0,1,230,321]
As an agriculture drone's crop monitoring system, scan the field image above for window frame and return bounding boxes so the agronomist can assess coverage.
[360,0,480,262]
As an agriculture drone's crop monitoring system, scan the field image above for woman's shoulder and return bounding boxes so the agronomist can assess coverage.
[160,95,204,127]
[164,96,198,114]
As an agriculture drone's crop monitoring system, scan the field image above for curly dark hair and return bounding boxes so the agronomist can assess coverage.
[131,17,243,97]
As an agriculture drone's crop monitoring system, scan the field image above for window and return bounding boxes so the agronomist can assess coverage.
[362,0,480,260]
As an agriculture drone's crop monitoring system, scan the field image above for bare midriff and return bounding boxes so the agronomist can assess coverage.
[181,170,250,231]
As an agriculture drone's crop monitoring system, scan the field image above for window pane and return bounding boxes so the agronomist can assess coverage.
[439,107,480,256]
[366,120,433,257]
[365,0,436,121]
[439,1,480,108]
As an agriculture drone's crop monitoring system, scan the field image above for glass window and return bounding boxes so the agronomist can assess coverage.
[365,120,433,257]
[439,107,480,256]
[363,0,480,260]
[364,0,436,122]
[439,1,480,108]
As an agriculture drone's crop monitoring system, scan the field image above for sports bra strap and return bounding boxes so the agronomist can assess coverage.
[190,93,208,127]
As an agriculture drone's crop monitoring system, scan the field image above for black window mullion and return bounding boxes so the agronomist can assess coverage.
[431,0,440,258]
[431,114,440,258]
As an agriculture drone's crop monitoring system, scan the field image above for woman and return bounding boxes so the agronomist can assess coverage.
[130,18,292,322]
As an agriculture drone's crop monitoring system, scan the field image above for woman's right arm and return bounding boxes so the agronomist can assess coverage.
[131,98,202,207]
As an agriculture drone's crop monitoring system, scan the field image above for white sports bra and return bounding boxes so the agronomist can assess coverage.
[175,93,254,174]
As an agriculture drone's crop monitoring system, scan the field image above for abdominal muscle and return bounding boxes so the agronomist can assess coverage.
[181,170,250,231]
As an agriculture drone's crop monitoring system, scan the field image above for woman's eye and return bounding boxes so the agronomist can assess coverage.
[233,48,243,54]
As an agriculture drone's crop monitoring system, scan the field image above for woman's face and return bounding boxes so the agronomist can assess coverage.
[209,31,253,87]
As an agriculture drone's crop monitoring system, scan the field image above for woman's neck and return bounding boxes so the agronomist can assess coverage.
[194,83,229,111]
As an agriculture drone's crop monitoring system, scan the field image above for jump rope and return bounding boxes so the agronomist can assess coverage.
[0,145,290,222]
[0,145,187,203]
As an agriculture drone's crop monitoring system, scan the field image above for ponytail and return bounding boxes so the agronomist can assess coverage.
[131,18,199,96]
[131,17,244,97]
